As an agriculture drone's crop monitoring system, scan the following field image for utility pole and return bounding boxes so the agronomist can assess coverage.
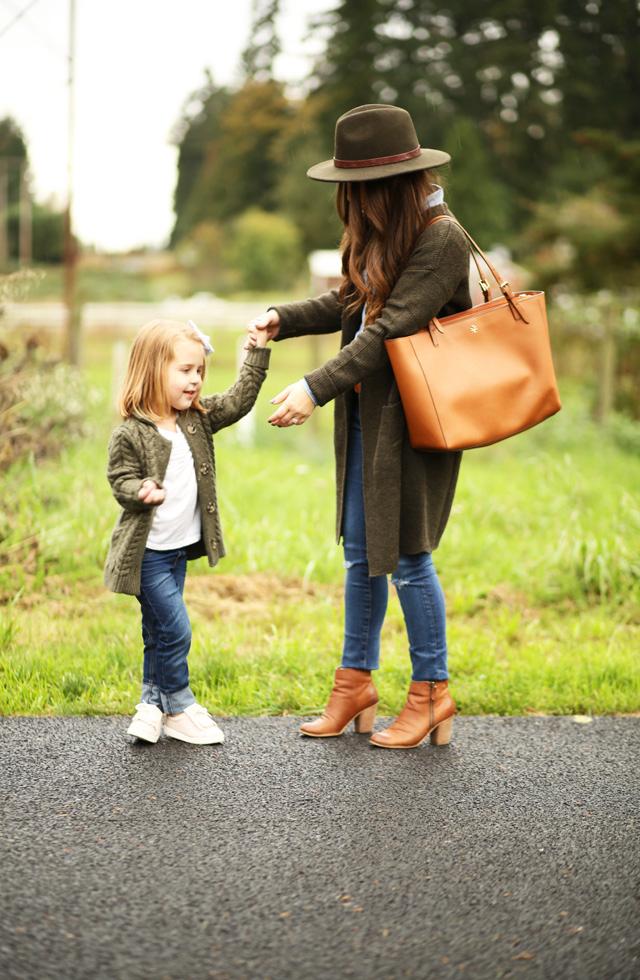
[64,0,80,364]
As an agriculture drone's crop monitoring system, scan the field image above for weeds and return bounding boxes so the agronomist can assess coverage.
[1,270,102,470]
[0,342,102,470]
[0,590,21,650]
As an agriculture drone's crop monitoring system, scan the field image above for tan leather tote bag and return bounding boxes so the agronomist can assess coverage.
[385,216,561,451]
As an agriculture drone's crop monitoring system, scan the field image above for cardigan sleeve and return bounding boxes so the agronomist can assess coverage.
[271,289,343,340]
[301,221,470,407]
[201,345,271,434]
[106,427,163,513]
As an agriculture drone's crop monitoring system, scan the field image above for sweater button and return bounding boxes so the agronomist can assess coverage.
[200,463,209,475]
[187,423,197,434]
[210,538,217,549]
[206,502,215,513]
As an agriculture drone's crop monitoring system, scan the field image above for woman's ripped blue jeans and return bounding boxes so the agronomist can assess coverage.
[341,401,448,681]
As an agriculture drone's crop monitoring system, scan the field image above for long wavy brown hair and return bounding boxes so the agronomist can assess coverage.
[336,170,441,325]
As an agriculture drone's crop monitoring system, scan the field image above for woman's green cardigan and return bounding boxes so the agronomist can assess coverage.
[272,206,471,577]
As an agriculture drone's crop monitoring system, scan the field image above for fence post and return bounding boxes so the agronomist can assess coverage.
[111,340,126,426]
[597,308,616,427]
[0,161,7,264]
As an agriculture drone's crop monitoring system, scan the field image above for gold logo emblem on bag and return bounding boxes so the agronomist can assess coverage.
[470,325,478,333]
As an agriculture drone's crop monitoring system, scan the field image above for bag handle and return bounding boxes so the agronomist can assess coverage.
[425,215,492,303]
[425,214,528,325]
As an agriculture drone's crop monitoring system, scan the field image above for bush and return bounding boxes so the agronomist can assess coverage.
[549,289,640,425]
[0,337,101,470]
[175,221,225,276]
[1,271,100,469]
[225,208,303,291]
[32,202,64,264]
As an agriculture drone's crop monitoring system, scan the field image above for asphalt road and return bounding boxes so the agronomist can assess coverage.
[1,715,638,980]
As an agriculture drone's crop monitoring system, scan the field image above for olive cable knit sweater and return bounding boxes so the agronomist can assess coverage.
[103,346,270,595]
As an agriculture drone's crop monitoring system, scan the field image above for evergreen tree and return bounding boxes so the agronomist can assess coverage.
[274,97,344,253]
[169,0,640,274]
[0,116,64,263]
[203,79,295,222]
[169,76,231,247]
[0,117,28,261]
[303,0,640,245]
[309,0,387,145]
[242,0,281,80]
[524,131,640,292]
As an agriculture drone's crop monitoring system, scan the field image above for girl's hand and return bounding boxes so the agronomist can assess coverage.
[244,310,280,349]
[252,326,269,349]
[268,381,315,427]
[138,480,165,505]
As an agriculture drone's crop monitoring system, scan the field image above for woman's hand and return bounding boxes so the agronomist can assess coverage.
[245,310,280,349]
[138,480,165,505]
[268,381,316,427]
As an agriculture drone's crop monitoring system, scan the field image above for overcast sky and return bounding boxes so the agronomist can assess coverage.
[0,0,335,252]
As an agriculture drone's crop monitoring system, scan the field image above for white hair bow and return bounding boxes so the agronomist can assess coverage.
[188,320,214,355]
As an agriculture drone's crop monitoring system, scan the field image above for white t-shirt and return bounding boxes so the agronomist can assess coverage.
[146,427,202,551]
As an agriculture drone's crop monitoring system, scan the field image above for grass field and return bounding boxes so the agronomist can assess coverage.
[1,325,639,718]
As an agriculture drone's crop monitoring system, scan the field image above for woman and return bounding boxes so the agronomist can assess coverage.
[246,104,472,749]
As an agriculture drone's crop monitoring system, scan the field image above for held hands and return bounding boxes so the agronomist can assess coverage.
[244,310,280,349]
[138,480,165,505]
[268,380,316,427]
[245,309,315,427]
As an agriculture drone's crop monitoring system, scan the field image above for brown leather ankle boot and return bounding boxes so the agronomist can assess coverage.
[369,680,455,749]
[299,668,378,737]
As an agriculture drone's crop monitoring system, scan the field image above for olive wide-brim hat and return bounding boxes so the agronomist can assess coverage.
[307,104,450,183]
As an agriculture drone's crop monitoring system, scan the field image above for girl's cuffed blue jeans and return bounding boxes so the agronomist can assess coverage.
[136,547,196,715]
[341,399,449,681]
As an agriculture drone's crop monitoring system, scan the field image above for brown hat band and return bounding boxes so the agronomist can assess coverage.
[333,146,421,169]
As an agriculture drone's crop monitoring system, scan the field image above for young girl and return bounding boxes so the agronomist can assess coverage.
[104,318,270,745]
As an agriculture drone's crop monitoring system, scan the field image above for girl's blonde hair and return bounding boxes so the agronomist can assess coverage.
[336,170,442,325]
[117,319,207,421]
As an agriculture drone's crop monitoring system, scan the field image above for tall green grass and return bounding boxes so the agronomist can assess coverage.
[0,331,639,717]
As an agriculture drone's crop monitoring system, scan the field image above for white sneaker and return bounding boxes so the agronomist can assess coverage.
[164,703,225,745]
[127,703,164,743]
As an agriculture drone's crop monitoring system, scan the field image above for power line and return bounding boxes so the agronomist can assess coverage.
[0,0,43,41]
[0,0,66,57]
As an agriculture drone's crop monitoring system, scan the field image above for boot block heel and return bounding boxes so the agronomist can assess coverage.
[430,715,453,746]
[354,702,377,734]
